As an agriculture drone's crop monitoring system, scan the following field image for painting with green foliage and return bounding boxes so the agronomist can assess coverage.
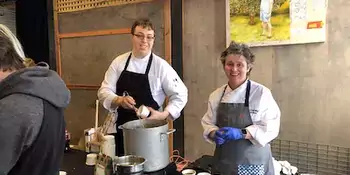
[229,0,290,44]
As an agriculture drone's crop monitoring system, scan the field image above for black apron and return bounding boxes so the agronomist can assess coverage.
[115,52,160,156]
[213,80,274,175]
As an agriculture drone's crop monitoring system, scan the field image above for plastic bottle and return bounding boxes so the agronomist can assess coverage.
[64,129,71,152]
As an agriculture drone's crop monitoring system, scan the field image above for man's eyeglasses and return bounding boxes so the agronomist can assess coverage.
[133,34,155,41]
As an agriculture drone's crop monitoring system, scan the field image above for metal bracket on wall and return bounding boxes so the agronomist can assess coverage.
[55,0,153,13]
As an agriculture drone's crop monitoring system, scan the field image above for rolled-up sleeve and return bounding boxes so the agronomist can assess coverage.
[246,89,280,147]
[161,64,188,120]
[97,59,120,111]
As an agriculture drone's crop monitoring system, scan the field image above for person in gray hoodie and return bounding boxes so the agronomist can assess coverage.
[0,25,71,174]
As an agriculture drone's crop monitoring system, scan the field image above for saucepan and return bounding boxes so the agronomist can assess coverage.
[114,155,146,174]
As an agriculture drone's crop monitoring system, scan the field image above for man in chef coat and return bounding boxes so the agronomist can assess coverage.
[201,41,280,175]
[98,18,188,156]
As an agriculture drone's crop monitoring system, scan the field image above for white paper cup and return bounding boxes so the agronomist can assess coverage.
[101,144,115,158]
[86,153,97,166]
[103,135,115,145]
[137,105,150,118]
[182,169,196,175]
[101,135,115,158]
[59,171,67,175]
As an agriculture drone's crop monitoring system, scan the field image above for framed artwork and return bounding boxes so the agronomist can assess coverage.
[226,0,328,47]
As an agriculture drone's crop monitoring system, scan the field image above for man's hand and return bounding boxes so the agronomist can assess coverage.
[113,96,136,110]
[146,107,169,120]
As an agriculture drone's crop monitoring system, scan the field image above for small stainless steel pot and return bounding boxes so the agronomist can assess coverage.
[114,155,146,174]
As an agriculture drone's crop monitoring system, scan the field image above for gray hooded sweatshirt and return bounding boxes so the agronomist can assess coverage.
[0,66,70,174]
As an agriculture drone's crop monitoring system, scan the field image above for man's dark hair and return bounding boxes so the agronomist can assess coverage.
[0,34,25,71]
[131,18,155,35]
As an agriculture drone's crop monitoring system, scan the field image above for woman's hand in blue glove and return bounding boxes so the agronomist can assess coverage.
[218,127,243,141]
[214,130,226,145]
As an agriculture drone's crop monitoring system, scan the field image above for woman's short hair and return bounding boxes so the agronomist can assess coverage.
[220,41,255,66]
[220,41,255,75]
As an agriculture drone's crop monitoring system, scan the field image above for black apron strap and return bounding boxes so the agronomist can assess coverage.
[123,53,132,71]
[220,85,228,101]
[244,80,251,107]
[145,53,153,75]
[221,80,250,105]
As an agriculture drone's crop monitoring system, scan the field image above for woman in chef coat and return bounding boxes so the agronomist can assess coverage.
[201,41,280,175]
[98,18,188,156]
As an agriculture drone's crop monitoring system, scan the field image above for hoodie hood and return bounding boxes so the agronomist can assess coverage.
[0,66,70,108]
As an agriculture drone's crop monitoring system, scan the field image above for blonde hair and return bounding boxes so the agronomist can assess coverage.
[0,24,50,69]
[0,24,25,60]
[23,58,36,67]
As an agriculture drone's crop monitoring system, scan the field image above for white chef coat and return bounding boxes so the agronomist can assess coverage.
[98,51,188,121]
[201,79,280,147]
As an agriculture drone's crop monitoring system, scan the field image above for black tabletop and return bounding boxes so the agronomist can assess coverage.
[60,149,181,175]
[60,149,95,174]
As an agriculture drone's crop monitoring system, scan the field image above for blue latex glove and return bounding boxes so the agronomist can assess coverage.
[219,127,243,141]
[214,130,226,145]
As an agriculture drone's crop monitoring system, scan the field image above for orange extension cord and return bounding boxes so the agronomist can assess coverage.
[169,150,191,172]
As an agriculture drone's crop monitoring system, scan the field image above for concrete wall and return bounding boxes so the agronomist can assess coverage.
[183,0,350,161]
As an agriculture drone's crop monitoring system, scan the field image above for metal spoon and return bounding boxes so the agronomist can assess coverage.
[133,106,145,128]
[123,91,145,128]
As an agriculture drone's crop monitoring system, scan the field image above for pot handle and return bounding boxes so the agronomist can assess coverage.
[160,129,176,141]
[161,129,176,135]
[118,125,123,130]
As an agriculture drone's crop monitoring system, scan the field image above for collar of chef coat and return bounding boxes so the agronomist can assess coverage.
[221,79,249,103]
[131,51,152,60]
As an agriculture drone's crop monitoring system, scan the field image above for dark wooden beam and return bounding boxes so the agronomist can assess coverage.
[171,0,185,157]
[47,0,56,70]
